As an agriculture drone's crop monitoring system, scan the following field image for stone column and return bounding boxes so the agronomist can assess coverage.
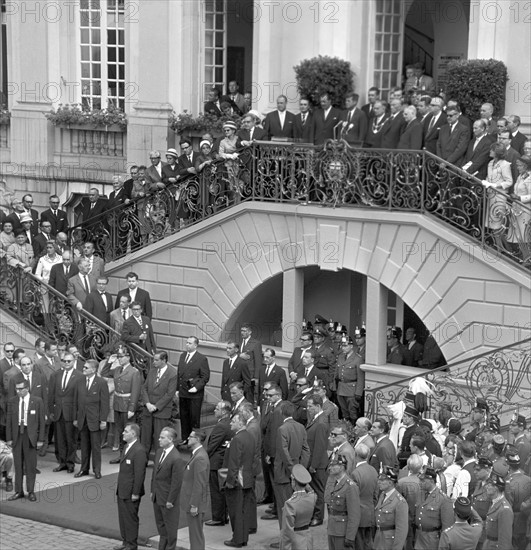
[282,268,304,352]
[365,277,388,365]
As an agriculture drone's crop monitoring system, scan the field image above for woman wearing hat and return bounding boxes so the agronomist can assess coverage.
[218,121,243,202]
[508,155,531,261]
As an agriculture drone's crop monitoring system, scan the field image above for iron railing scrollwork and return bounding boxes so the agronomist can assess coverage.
[364,338,531,423]
[0,261,152,375]
[67,141,531,268]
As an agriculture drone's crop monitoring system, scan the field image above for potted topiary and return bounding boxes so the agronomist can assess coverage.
[294,55,354,108]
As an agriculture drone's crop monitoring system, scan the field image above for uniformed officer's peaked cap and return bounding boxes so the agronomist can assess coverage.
[354,327,365,338]
[336,324,348,334]
[313,327,327,337]
[419,467,437,481]
[388,326,402,339]
[291,464,312,484]
[314,314,328,325]
[486,473,505,489]
[341,335,354,346]
[492,434,505,453]
[379,466,398,482]
[454,497,472,518]
[476,456,493,469]
[506,451,521,465]
[511,412,526,428]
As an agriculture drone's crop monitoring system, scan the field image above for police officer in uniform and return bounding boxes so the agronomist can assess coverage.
[414,467,454,550]
[438,497,482,550]
[312,327,335,394]
[280,464,316,550]
[324,454,360,549]
[471,457,493,550]
[465,398,489,449]
[335,335,365,424]
[504,451,531,550]
[386,327,406,365]
[373,466,408,550]
[483,474,513,550]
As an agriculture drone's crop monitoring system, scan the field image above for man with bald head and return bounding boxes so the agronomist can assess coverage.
[66,258,96,310]
[480,102,497,134]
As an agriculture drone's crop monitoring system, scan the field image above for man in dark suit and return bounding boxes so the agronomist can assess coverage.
[48,352,81,474]
[181,429,209,550]
[461,119,494,180]
[116,423,147,550]
[40,195,69,236]
[507,115,526,155]
[287,332,313,398]
[73,359,109,479]
[6,198,29,232]
[221,341,252,403]
[258,348,288,404]
[6,379,45,501]
[363,100,389,149]
[8,356,47,404]
[31,220,54,261]
[381,98,406,149]
[224,412,256,548]
[480,102,498,135]
[151,427,185,550]
[77,241,105,279]
[313,92,343,145]
[108,175,132,209]
[66,258,96,310]
[204,87,223,117]
[109,295,132,333]
[83,276,113,324]
[369,417,398,471]
[0,342,16,440]
[81,188,107,223]
[293,97,314,143]
[436,108,470,165]
[144,151,167,192]
[361,86,380,120]
[115,271,153,319]
[177,138,200,179]
[22,194,39,226]
[340,92,368,147]
[305,395,329,526]
[397,106,423,150]
[140,351,177,457]
[121,301,156,353]
[238,113,268,144]
[161,148,180,186]
[206,401,232,526]
[403,327,424,368]
[273,401,310,528]
[263,95,297,140]
[177,337,210,443]
[423,97,447,154]
[239,323,262,382]
[48,250,79,295]
[397,407,420,468]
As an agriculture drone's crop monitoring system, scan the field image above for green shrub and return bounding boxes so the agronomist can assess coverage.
[294,55,354,108]
[445,59,508,120]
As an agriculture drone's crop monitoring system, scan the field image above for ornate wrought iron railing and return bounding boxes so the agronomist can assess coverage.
[67,141,531,267]
[0,261,152,375]
[364,338,531,425]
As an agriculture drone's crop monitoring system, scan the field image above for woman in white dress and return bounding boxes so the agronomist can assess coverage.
[482,142,513,231]
[35,241,62,312]
[508,155,531,262]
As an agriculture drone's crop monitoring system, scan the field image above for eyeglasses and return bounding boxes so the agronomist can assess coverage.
[150,157,160,160]
[329,432,343,437]
[63,359,74,363]
[300,338,310,341]
[4,349,14,353]
[24,200,33,203]
[266,393,278,397]
[50,201,60,205]
[295,383,307,387]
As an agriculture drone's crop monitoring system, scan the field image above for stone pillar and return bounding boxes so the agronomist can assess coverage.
[365,277,388,365]
[282,268,304,352]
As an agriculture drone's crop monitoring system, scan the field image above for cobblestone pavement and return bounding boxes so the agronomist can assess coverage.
[0,514,150,550]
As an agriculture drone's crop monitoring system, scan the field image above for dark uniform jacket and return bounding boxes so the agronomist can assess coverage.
[324,474,361,541]
[373,488,408,550]
[116,440,147,499]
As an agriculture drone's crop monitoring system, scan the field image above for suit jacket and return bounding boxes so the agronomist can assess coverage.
[423,112,448,154]
[363,114,390,149]
[221,355,252,402]
[48,368,82,422]
[351,461,378,527]
[115,288,152,319]
[77,255,105,279]
[144,162,168,188]
[262,400,284,458]
[238,127,269,143]
[74,375,109,431]
[313,107,343,145]
[35,355,62,382]
[6,394,46,447]
[240,337,262,379]
[82,198,108,222]
[330,440,357,477]
[461,134,493,180]
[369,435,398,471]
[32,232,53,260]
[121,315,156,353]
[8,371,48,406]
[6,211,30,233]
[108,186,132,209]
[294,112,314,143]
[207,417,232,470]
[181,446,209,512]
[274,418,310,483]
[263,110,297,139]
[151,446,185,505]
[511,131,527,155]
[436,122,470,165]
[225,427,255,489]
[40,208,69,236]
[398,119,423,150]
[109,307,131,332]
[67,272,97,307]
[306,413,329,469]
[381,112,406,149]
[403,341,424,368]
[361,103,376,119]
[178,152,201,178]
[140,364,178,418]
[161,162,180,184]
[83,289,113,324]
[246,416,262,477]
[48,262,79,295]
[340,107,368,146]
[116,439,147,499]
[177,351,210,399]
[204,101,222,117]
[258,363,288,403]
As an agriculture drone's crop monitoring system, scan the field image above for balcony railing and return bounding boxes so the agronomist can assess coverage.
[56,124,126,157]
[364,338,531,426]
[67,141,531,267]
[0,261,151,375]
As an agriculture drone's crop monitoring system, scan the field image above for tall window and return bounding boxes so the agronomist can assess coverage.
[373,0,403,99]
[0,0,7,106]
[203,0,226,97]
[80,0,125,110]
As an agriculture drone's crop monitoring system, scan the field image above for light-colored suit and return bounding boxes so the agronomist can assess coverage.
[66,272,97,307]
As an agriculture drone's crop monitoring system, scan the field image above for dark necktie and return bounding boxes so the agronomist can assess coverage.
[186,353,191,363]
[156,369,162,384]
[62,371,68,392]
[348,110,352,123]
[158,449,167,470]
[428,117,436,133]
[83,275,90,294]
[86,377,91,390]
[302,114,307,125]
[122,310,126,320]
[20,399,25,433]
